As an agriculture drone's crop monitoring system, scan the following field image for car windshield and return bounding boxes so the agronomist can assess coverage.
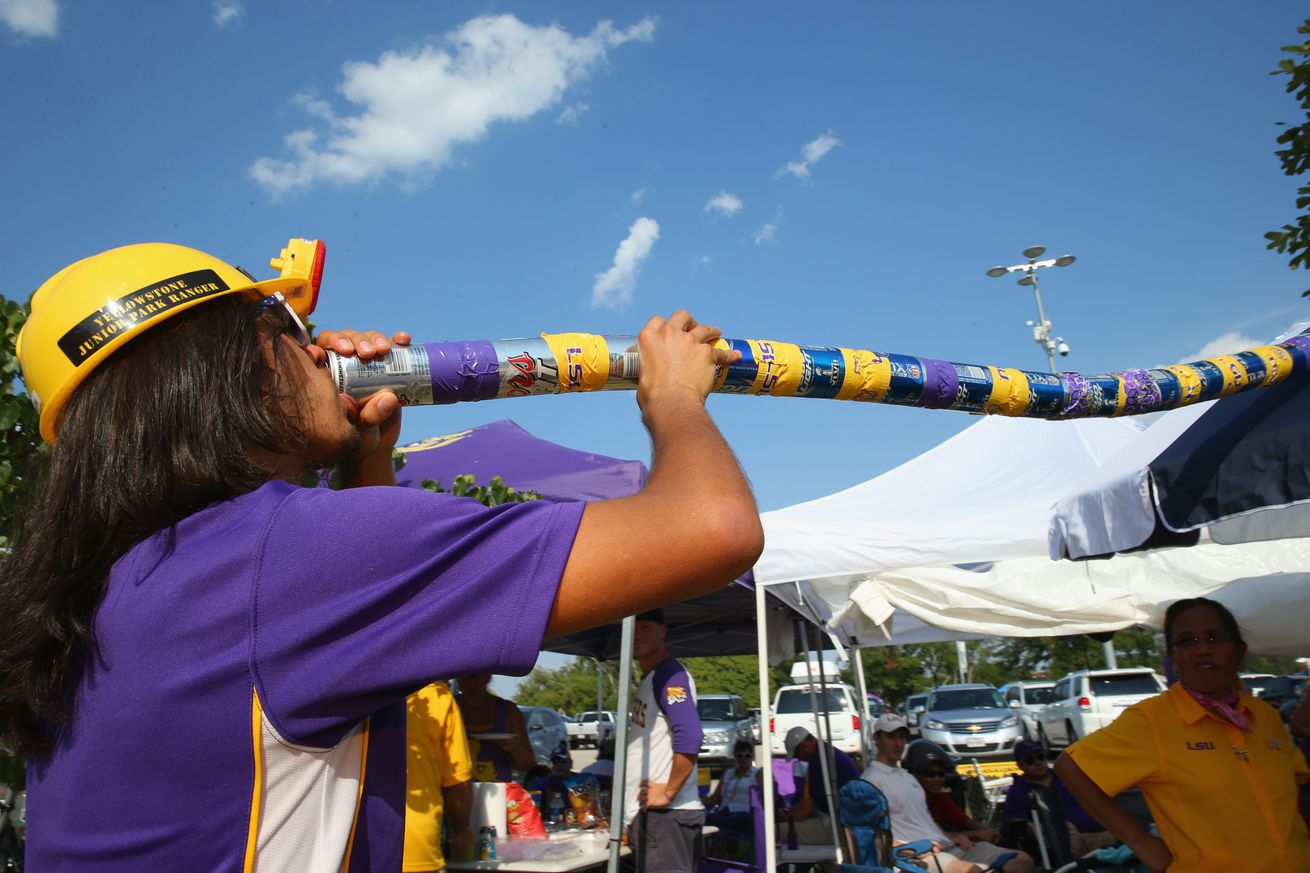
[929,689,1005,711]
[776,689,852,714]
[579,712,603,723]
[698,699,736,721]
[1024,687,1053,705]
[1091,674,1161,696]
[907,695,927,710]
[1243,676,1274,694]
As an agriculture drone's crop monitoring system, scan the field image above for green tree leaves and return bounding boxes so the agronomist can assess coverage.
[421,473,542,505]
[0,295,46,552]
[1266,19,1310,296]
[516,658,625,714]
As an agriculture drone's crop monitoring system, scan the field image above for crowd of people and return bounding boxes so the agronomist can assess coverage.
[0,240,1307,873]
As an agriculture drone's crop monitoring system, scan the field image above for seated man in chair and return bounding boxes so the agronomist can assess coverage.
[861,715,1034,873]
[1003,740,1113,861]
[781,726,862,845]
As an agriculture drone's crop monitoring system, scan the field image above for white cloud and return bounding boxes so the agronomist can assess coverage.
[704,190,743,217]
[251,14,657,195]
[698,255,713,265]
[592,217,660,309]
[752,207,782,245]
[630,187,647,204]
[0,0,58,38]
[1179,331,1261,364]
[556,101,589,125]
[213,0,242,28]
[776,129,841,180]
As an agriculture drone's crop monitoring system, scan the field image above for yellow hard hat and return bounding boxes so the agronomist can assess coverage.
[17,238,325,442]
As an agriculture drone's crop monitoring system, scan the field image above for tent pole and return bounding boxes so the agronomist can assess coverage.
[755,584,777,873]
[799,623,844,861]
[852,645,873,762]
[606,616,635,873]
[596,657,604,714]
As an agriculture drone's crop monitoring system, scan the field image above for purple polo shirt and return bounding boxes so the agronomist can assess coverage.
[26,480,583,872]
[804,742,861,814]
[1003,773,1103,833]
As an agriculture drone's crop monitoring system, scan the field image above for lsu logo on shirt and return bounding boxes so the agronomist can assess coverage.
[666,685,688,706]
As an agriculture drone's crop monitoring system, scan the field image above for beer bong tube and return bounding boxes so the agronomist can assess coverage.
[325,327,1310,420]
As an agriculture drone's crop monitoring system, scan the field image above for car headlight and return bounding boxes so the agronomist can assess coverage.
[705,730,731,744]
[925,719,945,730]
[1001,716,1019,729]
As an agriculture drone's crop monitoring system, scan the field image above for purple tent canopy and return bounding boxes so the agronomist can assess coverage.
[394,419,647,502]
[393,419,781,658]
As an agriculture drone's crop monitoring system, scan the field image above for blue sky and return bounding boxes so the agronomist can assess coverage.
[4,2,1308,691]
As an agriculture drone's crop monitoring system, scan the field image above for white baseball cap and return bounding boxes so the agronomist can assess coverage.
[784,726,812,758]
[874,713,909,735]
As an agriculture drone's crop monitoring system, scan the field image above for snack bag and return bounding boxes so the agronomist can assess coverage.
[562,774,606,829]
[504,782,547,839]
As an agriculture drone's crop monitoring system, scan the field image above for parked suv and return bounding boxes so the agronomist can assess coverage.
[1038,668,1165,749]
[1256,675,1305,710]
[569,710,616,749]
[769,683,867,759]
[999,680,1055,741]
[919,684,1022,761]
[903,693,929,737]
[697,694,755,768]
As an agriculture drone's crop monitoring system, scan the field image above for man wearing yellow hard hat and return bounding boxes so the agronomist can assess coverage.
[0,238,762,872]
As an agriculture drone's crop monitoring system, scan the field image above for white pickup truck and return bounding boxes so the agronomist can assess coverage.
[568,710,616,749]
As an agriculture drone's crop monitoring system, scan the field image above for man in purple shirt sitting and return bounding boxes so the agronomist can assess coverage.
[0,239,764,872]
[1004,739,1114,859]
[781,726,862,844]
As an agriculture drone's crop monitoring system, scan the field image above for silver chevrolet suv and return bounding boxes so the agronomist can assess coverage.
[919,683,1022,761]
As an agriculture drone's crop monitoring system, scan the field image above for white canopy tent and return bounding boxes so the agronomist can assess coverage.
[754,409,1310,652]
[755,413,1147,644]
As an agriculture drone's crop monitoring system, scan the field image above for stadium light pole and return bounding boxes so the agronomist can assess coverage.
[985,247,1116,669]
[985,245,1076,375]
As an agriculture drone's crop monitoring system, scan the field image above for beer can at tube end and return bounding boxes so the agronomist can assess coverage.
[324,335,641,407]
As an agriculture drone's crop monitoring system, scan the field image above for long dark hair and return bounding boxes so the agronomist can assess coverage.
[0,296,308,754]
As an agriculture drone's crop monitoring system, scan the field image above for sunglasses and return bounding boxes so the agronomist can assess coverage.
[258,292,312,348]
[923,770,947,778]
[1021,756,1045,766]
[736,752,753,757]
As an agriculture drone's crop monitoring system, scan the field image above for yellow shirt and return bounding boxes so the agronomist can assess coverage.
[1067,684,1310,873]
[403,682,475,872]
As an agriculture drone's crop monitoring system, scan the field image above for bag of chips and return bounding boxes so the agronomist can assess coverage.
[562,774,607,829]
[504,781,547,839]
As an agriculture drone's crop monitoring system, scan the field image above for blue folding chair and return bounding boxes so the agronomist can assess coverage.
[837,779,937,873]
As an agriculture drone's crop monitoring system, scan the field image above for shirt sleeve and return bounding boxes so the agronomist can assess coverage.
[251,485,584,747]
[1064,704,1160,798]
[438,686,474,788]
[652,660,703,756]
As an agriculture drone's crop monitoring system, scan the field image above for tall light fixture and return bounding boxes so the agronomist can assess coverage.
[985,245,1076,374]
[986,247,1115,669]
